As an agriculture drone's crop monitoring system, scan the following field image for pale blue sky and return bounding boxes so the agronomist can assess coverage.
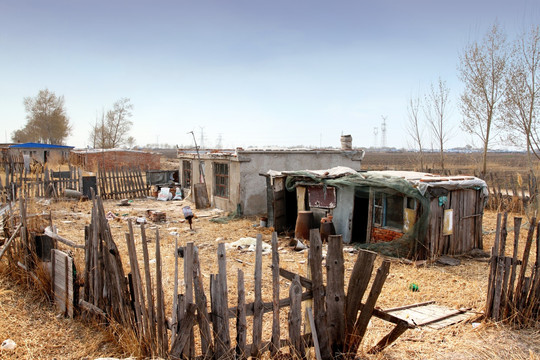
[1,1,538,149]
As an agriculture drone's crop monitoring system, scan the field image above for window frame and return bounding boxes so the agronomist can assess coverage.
[213,162,229,198]
[182,160,192,188]
[372,192,406,231]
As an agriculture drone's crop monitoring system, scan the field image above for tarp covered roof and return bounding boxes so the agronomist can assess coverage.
[268,167,488,197]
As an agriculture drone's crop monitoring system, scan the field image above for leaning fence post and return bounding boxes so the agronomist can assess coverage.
[309,229,332,360]
[251,234,264,358]
[326,235,345,354]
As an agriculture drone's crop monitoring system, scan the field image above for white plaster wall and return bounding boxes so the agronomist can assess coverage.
[238,151,363,215]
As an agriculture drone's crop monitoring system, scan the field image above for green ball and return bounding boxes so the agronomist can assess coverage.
[409,283,419,292]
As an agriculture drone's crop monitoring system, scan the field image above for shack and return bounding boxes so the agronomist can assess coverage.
[265,167,488,259]
[9,142,73,164]
[178,144,364,216]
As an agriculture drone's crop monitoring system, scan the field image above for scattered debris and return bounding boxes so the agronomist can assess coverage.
[465,248,490,258]
[226,237,271,254]
[146,210,166,222]
[435,256,461,266]
[105,211,119,221]
[1,339,16,350]
[157,187,172,201]
[183,206,194,229]
[136,217,147,224]
[409,283,419,292]
[118,199,130,206]
[294,238,308,251]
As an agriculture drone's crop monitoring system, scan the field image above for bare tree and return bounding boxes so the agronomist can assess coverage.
[12,89,71,144]
[424,78,451,171]
[89,111,107,148]
[458,23,508,177]
[502,25,540,170]
[89,98,133,148]
[406,93,425,171]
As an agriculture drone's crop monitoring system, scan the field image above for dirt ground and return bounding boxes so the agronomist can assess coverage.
[1,196,539,360]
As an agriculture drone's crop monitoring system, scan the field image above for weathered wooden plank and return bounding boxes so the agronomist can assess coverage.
[368,320,409,354]
[345,249,377,337]
[140,224,157,353]
[235,269,247,360]
[492,255,506,321]
[169,303,197,359]
[507,217,522,313]
[279,267,313,290]
[270,232,280,357]
[192,246,213,358]
[210,274,227,360]
[125,230,144,337]
[309,229,332,360]
[326,235,345,354]
[251,234,264,358]
[514,219,536,311]
[0,223,21,261]
[307,307,322,360]
[51,249,74,318]
[154,228,168,357]
[288,274,304,358]
[486,213,503,318]
[344,260,391,357]
[171,237,180,342]
[184,242,195,358]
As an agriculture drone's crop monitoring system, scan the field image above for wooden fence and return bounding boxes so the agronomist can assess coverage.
[0,162,149,200]
[97,167,149,199]
[0,196,416,359]
[485,172,538,214]
[485,213,540,325]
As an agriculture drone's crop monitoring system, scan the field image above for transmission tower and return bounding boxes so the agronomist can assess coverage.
[373,127,379,148]
[381,115,388,148]
[199,126,206,149]
[216,133,223,149]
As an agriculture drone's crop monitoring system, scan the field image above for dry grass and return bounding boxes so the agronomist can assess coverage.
[1,196,539,359]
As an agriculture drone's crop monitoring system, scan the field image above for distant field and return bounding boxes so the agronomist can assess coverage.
[361,150,535,180]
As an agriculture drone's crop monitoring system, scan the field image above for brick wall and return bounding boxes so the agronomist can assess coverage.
[74,150,161,171]
[371,227,403,243]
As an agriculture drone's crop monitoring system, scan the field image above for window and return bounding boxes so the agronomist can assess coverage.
[214,163,229,198]
[373,192,405,230]
[182,160,192,188]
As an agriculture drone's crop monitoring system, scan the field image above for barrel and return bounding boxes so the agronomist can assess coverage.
[320,221,336,243]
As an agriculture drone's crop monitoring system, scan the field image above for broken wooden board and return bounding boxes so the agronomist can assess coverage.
[193,183,210,209]
[384,303,473,330]
[51,249,74,318]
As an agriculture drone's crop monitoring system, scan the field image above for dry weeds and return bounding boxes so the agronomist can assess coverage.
[1,196,539,359]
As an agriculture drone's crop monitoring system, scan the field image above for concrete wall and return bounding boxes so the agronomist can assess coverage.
[179,149,363,216]
[182,156,242,213]
[238,150,363,215]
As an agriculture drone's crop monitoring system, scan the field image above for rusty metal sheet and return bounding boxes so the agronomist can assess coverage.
[308,186,336,208]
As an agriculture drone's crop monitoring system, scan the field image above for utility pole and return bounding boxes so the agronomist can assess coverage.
[188,131,206,184]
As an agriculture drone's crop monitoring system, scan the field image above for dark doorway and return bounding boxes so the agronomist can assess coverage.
[352,195,369,243]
